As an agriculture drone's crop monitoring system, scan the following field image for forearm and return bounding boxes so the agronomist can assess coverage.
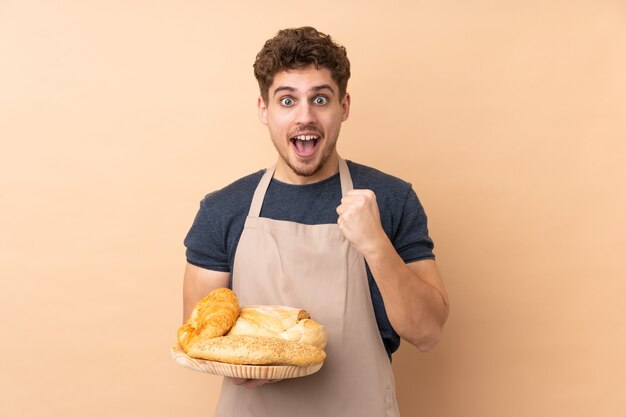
[336,189,449,350]
[182,262,230,323]
[363,238,449,352]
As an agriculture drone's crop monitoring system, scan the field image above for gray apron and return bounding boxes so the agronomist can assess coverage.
[215,158,401,417]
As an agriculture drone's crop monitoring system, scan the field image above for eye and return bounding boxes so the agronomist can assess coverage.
[280,97,294,106]
[313,96,328,105]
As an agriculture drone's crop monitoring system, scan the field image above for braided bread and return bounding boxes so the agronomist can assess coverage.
[227,305,328,348]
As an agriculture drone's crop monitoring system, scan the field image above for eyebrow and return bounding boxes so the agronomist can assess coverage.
[272,86,296,97]
[272,84,336,98]
[311,84,335,94]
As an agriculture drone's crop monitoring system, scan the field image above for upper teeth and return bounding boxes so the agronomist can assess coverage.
[295,135,318,141]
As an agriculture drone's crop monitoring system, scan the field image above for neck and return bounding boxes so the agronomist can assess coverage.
[273,153,340,185]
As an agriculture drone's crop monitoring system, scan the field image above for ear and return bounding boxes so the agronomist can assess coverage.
[341,92,351,122]
[258,96,268,125]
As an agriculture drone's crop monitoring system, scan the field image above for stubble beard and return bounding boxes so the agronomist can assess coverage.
[277,139,337,178]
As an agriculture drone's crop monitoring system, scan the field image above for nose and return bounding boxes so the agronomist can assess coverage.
[295,101,316,125]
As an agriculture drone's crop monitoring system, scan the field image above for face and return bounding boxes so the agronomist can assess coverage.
[258,66,350,184]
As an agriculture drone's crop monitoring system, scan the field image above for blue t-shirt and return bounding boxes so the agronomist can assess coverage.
[184,160,435,357]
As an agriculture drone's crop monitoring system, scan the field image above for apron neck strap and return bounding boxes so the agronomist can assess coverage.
[248,157,353,218]
[337,157,353,196]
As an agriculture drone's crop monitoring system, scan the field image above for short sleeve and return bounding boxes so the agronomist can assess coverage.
[392,188,435,263]
[183,195,230,272]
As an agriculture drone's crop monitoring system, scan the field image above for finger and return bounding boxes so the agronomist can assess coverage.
[243,379,276,389]
[243,380,264,389]
[341,194,368,206]
[337,203,354,216]
[345,189,375,197]
[230,377,247,385]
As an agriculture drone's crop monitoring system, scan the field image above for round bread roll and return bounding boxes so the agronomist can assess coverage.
[226,305,327,349]
[177,288,240,353]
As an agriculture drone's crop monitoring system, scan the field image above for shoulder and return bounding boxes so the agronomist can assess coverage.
[200,170,265,211]
[346,160,413,201]
[192,169,265,231]
[185,170,265,271]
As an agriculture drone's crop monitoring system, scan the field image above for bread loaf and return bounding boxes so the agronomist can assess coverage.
[226,305,327,348]
[188,334,326,366]
[178,292,328,367]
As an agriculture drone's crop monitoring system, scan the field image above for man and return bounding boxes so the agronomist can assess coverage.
[182,26,449,416]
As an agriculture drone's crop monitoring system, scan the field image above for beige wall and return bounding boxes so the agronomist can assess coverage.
[1,1,625,416]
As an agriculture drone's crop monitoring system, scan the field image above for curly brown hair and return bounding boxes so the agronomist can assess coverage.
[253,27,351,103]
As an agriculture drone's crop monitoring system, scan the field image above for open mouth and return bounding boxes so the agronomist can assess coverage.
[290,134,320,158]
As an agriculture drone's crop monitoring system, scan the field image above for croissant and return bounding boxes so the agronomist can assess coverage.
[177,288,240,353]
